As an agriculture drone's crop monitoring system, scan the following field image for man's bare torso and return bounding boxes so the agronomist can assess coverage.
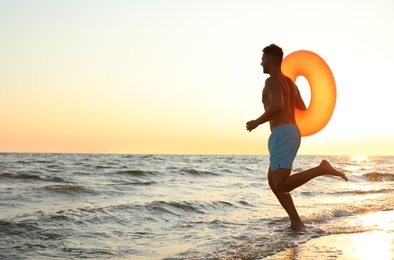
[263,74,298,131]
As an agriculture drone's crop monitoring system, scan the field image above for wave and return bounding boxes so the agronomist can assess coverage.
[147,201,204,215]
[303,204,394,227]
[354,188,394,195]
[335,187,394,196]
[363,172,394,182]
[0,172,66,182]
[33,160,53,164]
[95,165,114,169]
[114,168,219,177]
[146,200,234,215]
[115,170,153,176]
[15,160,31,164]
[3,199,393,260]
[1,172,41,180]
[13,159,54,165]
[0,214,115,258]
[43,183,95,195]
[127,180,156,186]
[112,180,156,186]
[0,219,41,237]
[179,168,219,176]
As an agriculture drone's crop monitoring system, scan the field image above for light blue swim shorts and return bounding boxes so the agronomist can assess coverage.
[268,124,301,171]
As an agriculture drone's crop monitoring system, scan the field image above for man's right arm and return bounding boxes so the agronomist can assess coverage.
[246,78,284,131]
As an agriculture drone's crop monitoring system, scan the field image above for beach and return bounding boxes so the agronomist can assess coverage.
[266,210,394,259]
[1,153,393,259]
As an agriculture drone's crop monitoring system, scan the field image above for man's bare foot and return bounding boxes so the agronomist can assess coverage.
[320,160,348,181]
[289,221,305,231]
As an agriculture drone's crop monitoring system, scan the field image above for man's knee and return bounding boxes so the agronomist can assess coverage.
[271,168,292,193]
[268,178,291,194]
[275,182,291,193]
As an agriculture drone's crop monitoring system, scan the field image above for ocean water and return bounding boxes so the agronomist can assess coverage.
[1,153,393,259]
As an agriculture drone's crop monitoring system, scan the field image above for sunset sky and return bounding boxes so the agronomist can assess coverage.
[1,0,393,156]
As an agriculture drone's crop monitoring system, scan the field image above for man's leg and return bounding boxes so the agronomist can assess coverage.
[268,167,304,230]
[272,160,348,193]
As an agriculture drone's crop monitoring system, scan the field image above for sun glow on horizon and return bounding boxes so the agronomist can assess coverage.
[1,1,394,155]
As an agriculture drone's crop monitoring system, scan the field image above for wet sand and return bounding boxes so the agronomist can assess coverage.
[266,210,394,260]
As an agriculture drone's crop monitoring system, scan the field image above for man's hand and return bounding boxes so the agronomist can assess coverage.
[246,120,259,132]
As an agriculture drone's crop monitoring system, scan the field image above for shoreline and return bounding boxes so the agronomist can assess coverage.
[265,210,394,259]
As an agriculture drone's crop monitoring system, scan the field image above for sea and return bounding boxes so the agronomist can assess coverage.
[1,153,393,259]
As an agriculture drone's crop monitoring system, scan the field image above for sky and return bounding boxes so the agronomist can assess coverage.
[1,0,394,156]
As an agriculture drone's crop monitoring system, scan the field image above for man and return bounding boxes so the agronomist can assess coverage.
[246,44,348,230]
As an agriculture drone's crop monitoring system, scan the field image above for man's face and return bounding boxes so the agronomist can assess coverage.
[261,53,270,74]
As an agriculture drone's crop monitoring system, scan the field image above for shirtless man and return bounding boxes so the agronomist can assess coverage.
[246,44,348,230]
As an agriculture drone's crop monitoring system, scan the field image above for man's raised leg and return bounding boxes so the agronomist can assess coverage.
[273,160,348,193]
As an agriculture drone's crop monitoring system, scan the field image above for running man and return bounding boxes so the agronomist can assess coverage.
[246,44,348,230]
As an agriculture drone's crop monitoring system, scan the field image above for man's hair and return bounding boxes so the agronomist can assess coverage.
[262,44,284,63]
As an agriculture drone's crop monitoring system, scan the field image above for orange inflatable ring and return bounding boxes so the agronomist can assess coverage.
[282,50,336,137]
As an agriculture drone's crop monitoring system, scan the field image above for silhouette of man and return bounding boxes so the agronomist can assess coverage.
[246,44,348,230]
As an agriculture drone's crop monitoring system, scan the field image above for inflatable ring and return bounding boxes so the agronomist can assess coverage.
[282,50,336,137]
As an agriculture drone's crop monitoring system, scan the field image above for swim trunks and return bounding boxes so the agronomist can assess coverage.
[268,124,301,171]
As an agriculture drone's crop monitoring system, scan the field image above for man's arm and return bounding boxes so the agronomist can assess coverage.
[295,85,307,110]
[246,78,284,131]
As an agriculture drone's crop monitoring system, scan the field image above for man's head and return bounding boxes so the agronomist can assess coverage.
[261,44,283,74]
